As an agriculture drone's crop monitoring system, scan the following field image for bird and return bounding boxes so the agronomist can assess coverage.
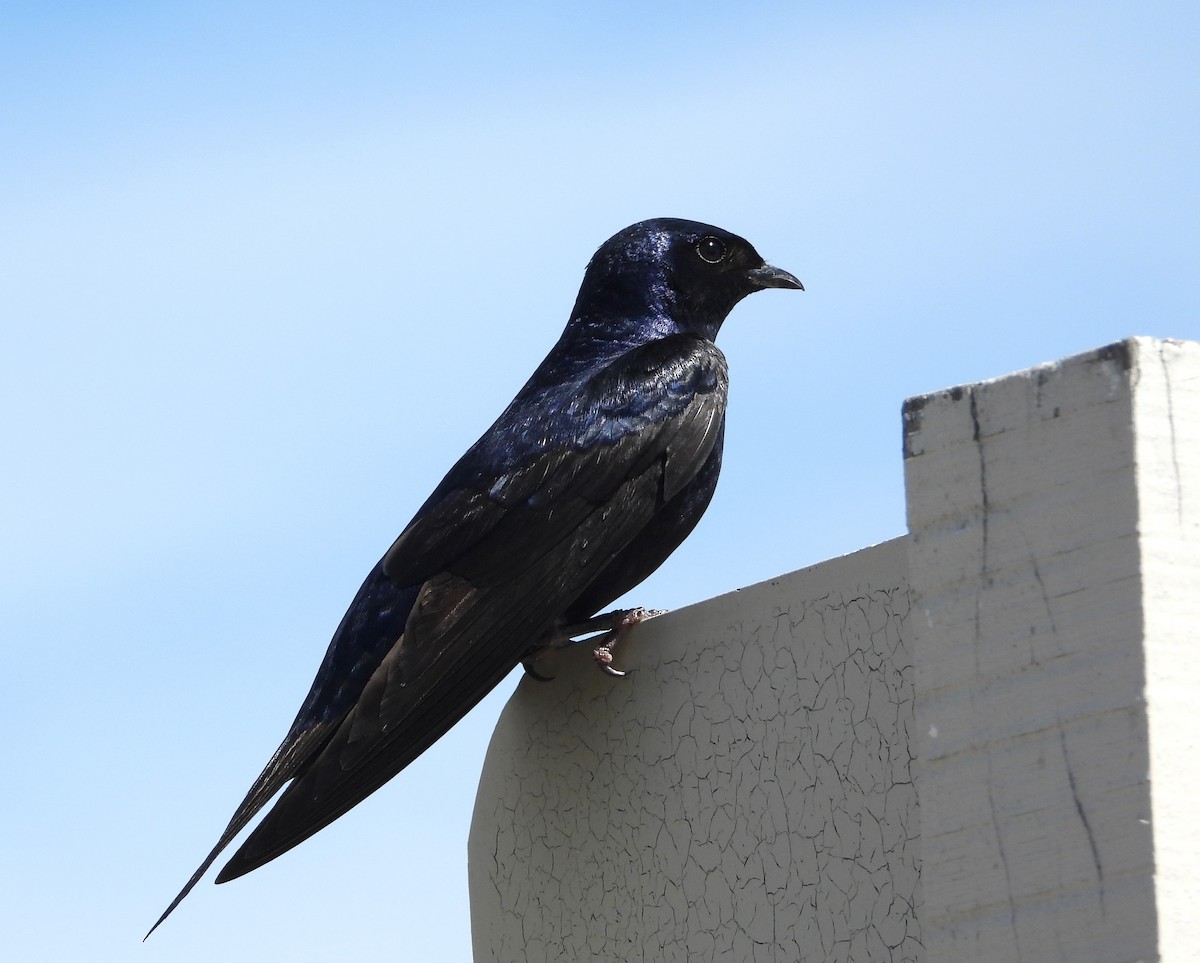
[147,217,801,937]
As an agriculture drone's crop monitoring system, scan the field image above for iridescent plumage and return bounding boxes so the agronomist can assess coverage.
[148,218,801,936]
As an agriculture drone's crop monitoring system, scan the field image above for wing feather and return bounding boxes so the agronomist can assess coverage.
[382,335,727,586]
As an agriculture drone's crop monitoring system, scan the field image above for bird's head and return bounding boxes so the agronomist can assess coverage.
[577,218,803,343]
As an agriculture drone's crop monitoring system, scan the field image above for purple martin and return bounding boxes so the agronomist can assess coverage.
[147,218,801,936]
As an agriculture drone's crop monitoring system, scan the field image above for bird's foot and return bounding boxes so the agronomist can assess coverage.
[577,607,666,678]
[523,607,666,680]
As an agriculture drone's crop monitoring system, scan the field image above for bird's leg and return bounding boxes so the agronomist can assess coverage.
[521,607,666,680]
[521,613,623,678]
[521,633,561,681]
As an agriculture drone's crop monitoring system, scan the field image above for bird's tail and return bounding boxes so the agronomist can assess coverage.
[143,720,334,940]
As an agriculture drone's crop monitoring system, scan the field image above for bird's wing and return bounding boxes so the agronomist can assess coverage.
[216,334,728,880]
[381,334,727,587]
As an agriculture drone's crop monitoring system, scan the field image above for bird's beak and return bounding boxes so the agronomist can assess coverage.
[747,263,804,291]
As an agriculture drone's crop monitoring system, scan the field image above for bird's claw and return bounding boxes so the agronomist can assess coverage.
[521,659,555,682]
[593,643,626,677]
[586,606,665,678]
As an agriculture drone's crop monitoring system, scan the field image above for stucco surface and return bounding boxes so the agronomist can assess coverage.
[470,539,918,962]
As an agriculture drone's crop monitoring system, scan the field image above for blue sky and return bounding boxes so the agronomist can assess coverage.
[3,2,1197,960]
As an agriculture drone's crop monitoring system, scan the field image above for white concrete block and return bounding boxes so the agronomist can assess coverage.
[904,337,1200,963]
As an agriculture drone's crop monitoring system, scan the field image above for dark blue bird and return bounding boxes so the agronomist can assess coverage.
[148,218,801,936]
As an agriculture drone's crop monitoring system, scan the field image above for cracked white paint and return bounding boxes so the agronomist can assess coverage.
[470,540,917,962]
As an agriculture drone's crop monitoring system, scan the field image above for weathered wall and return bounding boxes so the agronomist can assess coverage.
[469,539,917,962]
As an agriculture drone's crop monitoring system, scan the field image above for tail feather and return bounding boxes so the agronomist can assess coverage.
[143,720,334,940]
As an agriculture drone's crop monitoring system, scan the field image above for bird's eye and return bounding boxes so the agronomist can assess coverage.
[696,236,727,264]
